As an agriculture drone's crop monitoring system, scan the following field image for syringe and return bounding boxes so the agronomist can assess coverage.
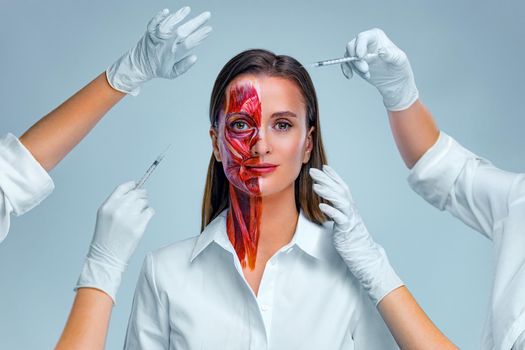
[135,144,172,189]
[309,53,379,68]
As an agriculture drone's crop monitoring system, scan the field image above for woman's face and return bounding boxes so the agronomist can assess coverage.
[210,74,314,197]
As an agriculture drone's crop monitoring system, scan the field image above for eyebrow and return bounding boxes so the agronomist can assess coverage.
[271,111,297,118]
[225,111,251,118]
[225,111,298,119]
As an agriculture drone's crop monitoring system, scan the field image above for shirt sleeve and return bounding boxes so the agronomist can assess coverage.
[123,253,170,349]
[407,131,519,240]
[352,286,399,349]
[0,133,54,243]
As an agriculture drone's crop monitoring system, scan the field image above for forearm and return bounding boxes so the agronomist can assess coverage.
[55,288,113,350]
[377,286,457,350]
[387,100,440,169]
[19,72,125,171]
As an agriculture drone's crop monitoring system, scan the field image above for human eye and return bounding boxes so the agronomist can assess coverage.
[230,120,249,130]
[275,120,292,131]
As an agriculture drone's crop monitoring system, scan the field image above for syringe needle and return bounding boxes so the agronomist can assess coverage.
[308,53,379,68]
[135,144,171,189]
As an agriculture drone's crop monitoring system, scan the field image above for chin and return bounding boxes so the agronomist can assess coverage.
[227,172,296,198]
[227,182,283,198]
[256,179,295,198]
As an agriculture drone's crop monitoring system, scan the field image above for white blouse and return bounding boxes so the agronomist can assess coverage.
[124,208,398,349]
[0,133,54,243]
[408,131,525,350]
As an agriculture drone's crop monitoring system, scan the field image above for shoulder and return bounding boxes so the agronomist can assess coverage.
[143,235,201,287]
[137,235,203,296]
[149,235,200,267]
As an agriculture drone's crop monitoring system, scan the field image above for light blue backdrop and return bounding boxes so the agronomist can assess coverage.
[1,0,524,348]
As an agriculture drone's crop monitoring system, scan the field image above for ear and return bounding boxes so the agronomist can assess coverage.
[209,127,222,162]
[302,126,315,164]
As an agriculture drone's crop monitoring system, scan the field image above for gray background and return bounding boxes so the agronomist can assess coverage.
[1,0,524,348]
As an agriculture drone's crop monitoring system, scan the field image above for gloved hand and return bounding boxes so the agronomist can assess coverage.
[341,28,419,111]
[76,181,155,304]
[309,165,404,305]
[107,6,212,96]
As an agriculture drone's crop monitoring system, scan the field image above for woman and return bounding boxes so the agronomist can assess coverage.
[341,28,525,350]
[123,49,457,349]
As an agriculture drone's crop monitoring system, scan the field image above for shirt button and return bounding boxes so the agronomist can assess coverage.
[270,260,276,266]
[261,304,270,311]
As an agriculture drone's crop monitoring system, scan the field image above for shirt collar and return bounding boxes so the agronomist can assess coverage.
[190,209,229,262]
[190,208,330,263]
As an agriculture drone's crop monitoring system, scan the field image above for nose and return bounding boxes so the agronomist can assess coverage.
[250,132,271,156]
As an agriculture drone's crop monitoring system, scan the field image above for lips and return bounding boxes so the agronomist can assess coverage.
[244,162,278,175]
[243,157,276,167]
[246,163,278,168]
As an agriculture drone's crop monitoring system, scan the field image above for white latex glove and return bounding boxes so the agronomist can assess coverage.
[75,181,155,304]
[341,28,419,111]
[107,6,212,96]
[309,165,403,305]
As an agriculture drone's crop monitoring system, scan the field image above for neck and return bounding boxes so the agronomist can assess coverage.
[226,183,299,271]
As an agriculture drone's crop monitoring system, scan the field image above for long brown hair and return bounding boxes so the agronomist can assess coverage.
[201,49,329,231]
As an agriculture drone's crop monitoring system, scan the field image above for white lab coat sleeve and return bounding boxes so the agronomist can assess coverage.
[0,133,54,243]
[495,174,525,350]
[508,173,525,208]
[407,131,518,240]
[512,329,525,350]
[352,286,399,349]
[123,253,170,349]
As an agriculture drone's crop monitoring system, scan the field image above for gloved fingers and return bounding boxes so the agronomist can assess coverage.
[134,198,149,212]
[125,192,148,209]
[311,166,352,202]
[355,29,379,59]
[312,183,348,211]
[356,30,382,79]
[346,37,357,57]
[319,203,348,227]
[378,46,406,66]
[133,206,155,232]
[376,46,391,62]
[368,28,402,65]
[341,38,356,80]
[175,11,211,42]
[352,59,369,79]
[322,165,352,197]
[157,6,192,39]
[171,54,197,78]
[112,181,138,198]
[179,25,212,51]
[312,183,334,201]
[107,195,143,214]
[147,8,170,35]
[341,61,353,79]
[309,168,340,190]
[142,206,155,220]
[167,6,192,27]
[126,188,148,200]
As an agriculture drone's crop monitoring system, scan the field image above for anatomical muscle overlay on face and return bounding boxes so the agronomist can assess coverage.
[220,80,263,270]
[216,75,310,271]
[223,82,264,194]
